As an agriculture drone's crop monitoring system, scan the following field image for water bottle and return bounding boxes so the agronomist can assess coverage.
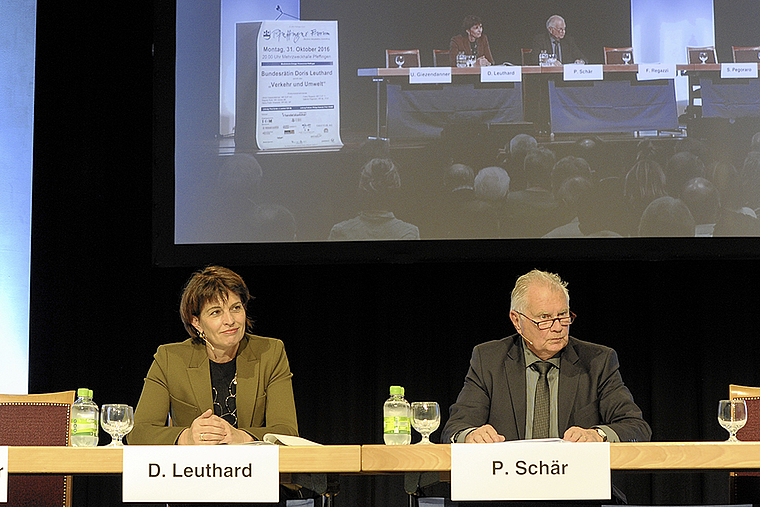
[71,388,99,447]
[539,49,548,66]
[383,385,411,445]
[456,51,466,68]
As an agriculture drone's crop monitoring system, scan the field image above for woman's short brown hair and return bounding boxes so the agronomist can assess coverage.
[179,266,254,343]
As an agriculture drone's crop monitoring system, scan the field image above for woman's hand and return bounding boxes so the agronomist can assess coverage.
[178,409,253,445]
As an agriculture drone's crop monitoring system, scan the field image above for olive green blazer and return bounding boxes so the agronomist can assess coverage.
[129,334,298,444]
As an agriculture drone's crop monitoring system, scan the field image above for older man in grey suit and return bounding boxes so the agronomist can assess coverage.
[442,269,650,444]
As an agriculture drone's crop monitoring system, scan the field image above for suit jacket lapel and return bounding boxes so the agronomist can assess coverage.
[187,343,213,413]
[558,338,580,433]
[235,336,260,428]
[505,336,527,440]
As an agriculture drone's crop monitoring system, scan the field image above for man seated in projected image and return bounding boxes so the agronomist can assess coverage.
[442,269,651,445]
[500,146,564,238]
[531,14,587,65]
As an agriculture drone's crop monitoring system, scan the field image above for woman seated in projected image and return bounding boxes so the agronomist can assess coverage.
[328,158,420,240]
[129,265,298,445]
[449,14,494,67]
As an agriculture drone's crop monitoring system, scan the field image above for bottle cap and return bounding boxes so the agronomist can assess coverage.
[77,388,90,398]
[389,385,404,396]
[88,389,94,399]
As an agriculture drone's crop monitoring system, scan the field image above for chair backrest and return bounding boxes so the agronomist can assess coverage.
[687,46,718,64]
[604,47,634,65]
[385,49,421,68]
[732,46,760,63]
[730,384,760,442]
[0,390,76,507]
[521,48,533,66]
[432,49,450,67]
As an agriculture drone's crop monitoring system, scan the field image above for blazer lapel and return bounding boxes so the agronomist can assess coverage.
[187,343,213,413]
[558,338,580,433]
[235,336,260,428]
[505,336,527,440]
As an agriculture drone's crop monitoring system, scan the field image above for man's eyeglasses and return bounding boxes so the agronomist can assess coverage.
[516,311,575,330]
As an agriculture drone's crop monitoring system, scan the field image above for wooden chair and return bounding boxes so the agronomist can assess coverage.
[732,46,760,63]
[521,48,533,66]
[385,49,420,68]
[687,45,718,64]
[0,391,76,507]
[432,49,450,67]
[604,47,634,65]
[729,384,760,504]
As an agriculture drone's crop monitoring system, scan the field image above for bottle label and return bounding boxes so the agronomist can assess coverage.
[383,416,411,434]
[72,418,98,436]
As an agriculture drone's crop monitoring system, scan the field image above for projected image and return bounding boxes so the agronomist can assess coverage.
[172,0,760,248]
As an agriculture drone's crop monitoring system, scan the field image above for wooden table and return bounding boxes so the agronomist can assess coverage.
[6,445,362,474]
[7,442,760,474]
[361,442,760,472]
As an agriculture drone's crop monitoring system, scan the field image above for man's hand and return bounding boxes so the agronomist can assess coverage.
[465,424,506,443]
[562,426,603,442]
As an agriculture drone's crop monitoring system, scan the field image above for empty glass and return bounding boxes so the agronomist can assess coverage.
[101,404,135,446]
[699,52,708,64]
[717,399,747,442]
[411,401,440,444]
[394,55,405,68]
[621,52,632,64]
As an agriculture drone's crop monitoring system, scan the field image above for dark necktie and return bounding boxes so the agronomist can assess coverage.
[553,40,561,62]
[532,361,552,438]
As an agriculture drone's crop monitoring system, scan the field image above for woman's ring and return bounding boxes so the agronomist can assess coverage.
[200,433,205,441]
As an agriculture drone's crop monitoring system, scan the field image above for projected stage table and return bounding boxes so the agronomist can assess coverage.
[358,65,685,138]
[683,63,760,118]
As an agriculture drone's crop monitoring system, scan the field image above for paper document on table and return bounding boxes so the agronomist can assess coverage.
[262,434,323,446]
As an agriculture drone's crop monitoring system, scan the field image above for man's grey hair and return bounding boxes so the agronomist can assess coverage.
[546,15,565,30]
[510,269,569,313]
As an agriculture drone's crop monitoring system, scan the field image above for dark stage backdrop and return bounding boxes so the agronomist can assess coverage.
[30,1,760,506]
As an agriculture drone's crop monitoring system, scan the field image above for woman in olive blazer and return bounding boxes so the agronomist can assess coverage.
[129,266,298,445]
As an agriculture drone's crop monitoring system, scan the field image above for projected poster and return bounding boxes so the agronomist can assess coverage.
[236,20,342,150]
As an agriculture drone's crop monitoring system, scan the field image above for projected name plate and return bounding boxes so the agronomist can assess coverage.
[409,67,452,84]
[451,441,610,501]
[123,445,279,503]
[721,63,759,79]
[637,64,677,81]
[0,446,7,502]
[481,65,522,83]
[563,64,603,81]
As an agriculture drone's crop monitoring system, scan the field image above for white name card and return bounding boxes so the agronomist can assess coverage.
[721,63,759,79]
[0,446,7,503]
[122,445,279,503]
[451,441,611,502]
[409,67,452,84]
[563,64,603,81]
[637,63,677,81]
[481,65,522,83]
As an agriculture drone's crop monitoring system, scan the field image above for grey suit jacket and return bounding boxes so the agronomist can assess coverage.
[442,334,651,443]
[531,32,587,64]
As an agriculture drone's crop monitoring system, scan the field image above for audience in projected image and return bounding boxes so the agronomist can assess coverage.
[192,153,299,243]
[419,131,760,239]
[328,158,420,240]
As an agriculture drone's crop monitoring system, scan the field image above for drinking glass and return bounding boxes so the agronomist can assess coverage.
[717,399,747,442]
[101,404,135,446]
[411,402,440,444]
[699,52,708,64]
[622,52,632,65]
[394,55,405,68]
